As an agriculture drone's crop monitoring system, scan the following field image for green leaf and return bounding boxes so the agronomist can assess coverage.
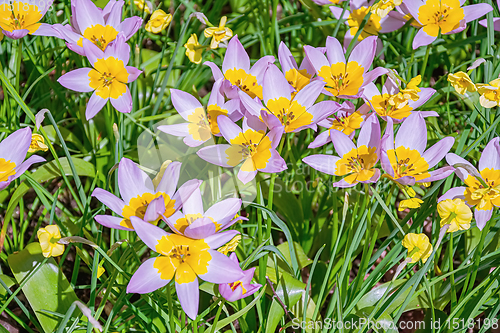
[0,274,15,297]
[7,243,80,333]
[265,272,305,333]
[276,241,312,272]
[215,287,266,331]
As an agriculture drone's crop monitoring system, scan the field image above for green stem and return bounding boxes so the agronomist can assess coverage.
[167,283,175,333]
[265,135,286,241]
[448,232,457,309]
[15,38,22,94]
[210,299,225,333]
[420,45,431,81]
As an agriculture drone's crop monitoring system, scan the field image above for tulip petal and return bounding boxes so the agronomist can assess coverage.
[413,28,436,49]
[144,195,166,222]
[205,198,241,225]
[278,42,298,73]
[395,113,427,154]
[303,155,340,175]
[75,0,104,32]
[308,130,331,148]
[14,155,45,179]
[293,80,326,109]
[463,4,492,23]
[182,187,204,215]
[446,153,478,182]
[421,137,455,169]
[110,86,132,114]
[0,127,31,165]
[349,36,377,71]
[184,218,217,239]
[170,89,204,121]
[127,258,170,294]
[330,129,357,156]
[417,166,455,182]
[357,114,380,151]
[130,216,171,251]
[118,158,155,203]
[58,68,94,92]
[218,115,243,143]
[197,145,239,168]
[258,149,287,173]
[105,34,130,64]
[94,215,130,230]
[263,65,291,104]
[204,61,225,81]
[475,208,493,230]
[156,161,181,196]
[92,188,126,215]
[238,168,258,184]
[175,273,199,320]
[438,186,467,202]
[171,179,203,211]
[325,36,346,67]
[478,137,500,172]
[304,45,330,75]
[119,17,143,40]
[197,250,245,284]
[86,91,108,120]
[223,36,250,73]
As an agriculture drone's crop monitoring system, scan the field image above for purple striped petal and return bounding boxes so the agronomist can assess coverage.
[57,68,93,92]
[303,154,340,175]
[412,28,436,49]
[197,145,237,168]
[156,161,181,197]
[0,127,31,165]
[349,36,377,71]
[171,89,203,121]
[325,36,346,66]
[479,137,500,172]
[182,187,204,215]
[117,157,154,203]
[205,198,242,226]
[92,188,126,215]
[223,36,250,73]
[85,91,108,120]
[94,215,130,230]
[263,65,291,104]
[463,4,492,23]
[331,129,356,156]
[75,0,104,32]
[175,274,199,320]
[104,33,130,64]
[197,250,245,284]
[421,137,455,168]
[183,218,217,239]
[110,86,132,113]
[130,216,171,251]
[395,113,427,154]
[171,179,203,212]
[475,208,493,230]
[144,195,165,222]
[438,187,467,202]
[119,17,143,40]
[127,258,171,294]
[218,115,243,143]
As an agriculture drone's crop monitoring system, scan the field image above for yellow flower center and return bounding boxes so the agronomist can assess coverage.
[229,280,247,293]
[224,69,262,99]
[173,213,221,233]
[387,147,430,181]
[266,97,312,133]
[347,7,382,40]
[285,68,311,94]
[0,2,42,33]
[335,146,378,184]
[226,130,272,172]
[154,234,211,283]
[88,57,128,99]
[418,0,464,37]
[206,105,228,135]
[318,61,364,97]
[0,158,16,183]
[464,169,500,210]
[369,94,413,120]
[78,24,119,51]
[120,192,176,229]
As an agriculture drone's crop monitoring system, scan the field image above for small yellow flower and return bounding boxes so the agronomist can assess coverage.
[184,33,204,64]
[370,0,402,18]
[389,75,421,108]
[402,233,433,263]
[28,134,48,153]
[448,72,477,95]
[97,266,105,278]
[37,225,65,258]
[398,198,423,211]
[476,79,500,108]
[204,16,233,49]
[134,0,152,14]
[438,198,472,233]
[218,234,241,255]
[145,9,172,34]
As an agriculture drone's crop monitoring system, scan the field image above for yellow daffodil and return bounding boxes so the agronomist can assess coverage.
[402,233,433,263]
[134,0,151,14]
[448,71,477,94]
[438,198,472,233]
[145,9,172,34]
[388,75,421,108]
[476,79,500,108]
[28,133,48,153]
[370,0,402,18]
[184,33,204,64]
[398,198,423,211]
[204,16,233,49]
[37,225,65,258]
[218,234,241,255]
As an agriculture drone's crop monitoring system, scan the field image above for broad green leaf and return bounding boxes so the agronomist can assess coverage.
[355,279,434,316]
[7,243,79,333]
[265,272,305,333]
[276,241,312,272]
